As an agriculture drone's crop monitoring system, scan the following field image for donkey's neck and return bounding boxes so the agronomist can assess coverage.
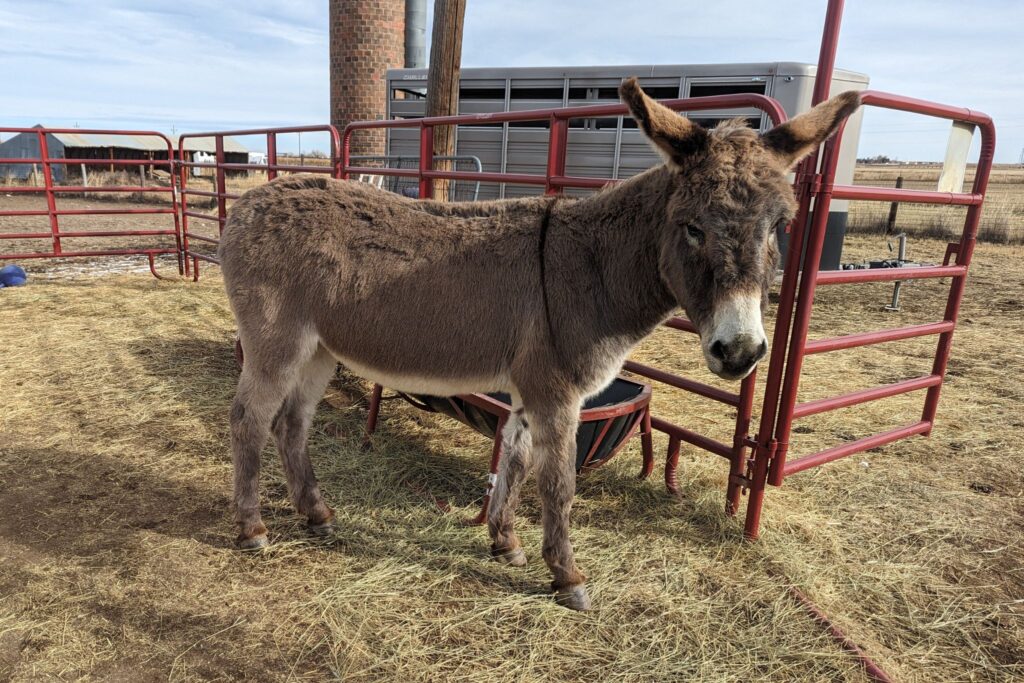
[548,166,678,345]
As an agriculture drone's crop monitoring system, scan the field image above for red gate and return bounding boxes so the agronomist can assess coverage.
[737,0,996,538]
[177,125,341,280]
[742,88,994,538]
[0,128,182,277]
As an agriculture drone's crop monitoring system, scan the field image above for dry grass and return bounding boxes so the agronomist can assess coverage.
[0,234,1021,681]
[848,164,1024,244]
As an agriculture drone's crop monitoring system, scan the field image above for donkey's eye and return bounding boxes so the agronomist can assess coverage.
[686,225,705,243]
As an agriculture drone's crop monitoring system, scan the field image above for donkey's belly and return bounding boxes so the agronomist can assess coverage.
[328,348,513,397]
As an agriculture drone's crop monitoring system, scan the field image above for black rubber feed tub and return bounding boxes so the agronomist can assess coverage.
[404,377,651,472]
[235,339,648,472]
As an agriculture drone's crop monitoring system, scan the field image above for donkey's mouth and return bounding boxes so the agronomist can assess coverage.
[702,290,769,380]
[703,338,768,381]
[709,358,761,381]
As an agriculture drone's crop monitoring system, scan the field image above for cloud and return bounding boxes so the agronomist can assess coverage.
[0,0,1019,161]
[0,0,329,147]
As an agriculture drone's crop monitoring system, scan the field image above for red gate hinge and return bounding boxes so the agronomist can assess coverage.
[740,436,779,460]
[731,437,781,496]
[795,170,823,195]
[739,435,758,450]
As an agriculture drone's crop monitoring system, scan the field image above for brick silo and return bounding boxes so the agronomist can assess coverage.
[329,0,406,158]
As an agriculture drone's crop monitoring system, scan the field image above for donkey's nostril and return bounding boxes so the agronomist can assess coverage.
[710,340,727,362]
[756,340,768,361]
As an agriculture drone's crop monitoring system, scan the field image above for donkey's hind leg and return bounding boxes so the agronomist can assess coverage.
[272,345,337,534]
[230,332,316,549]
[487,404,533,567]
[530,396,590,611]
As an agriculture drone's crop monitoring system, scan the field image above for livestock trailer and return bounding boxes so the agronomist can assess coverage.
[385,62,869,269]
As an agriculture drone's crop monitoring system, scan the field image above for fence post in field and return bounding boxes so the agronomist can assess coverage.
[885,232,907,312]
[885,175,903,234]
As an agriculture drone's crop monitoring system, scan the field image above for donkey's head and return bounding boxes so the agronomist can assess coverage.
[620,78,860,380]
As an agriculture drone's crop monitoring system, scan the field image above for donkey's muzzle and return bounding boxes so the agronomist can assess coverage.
[709,335,768,379]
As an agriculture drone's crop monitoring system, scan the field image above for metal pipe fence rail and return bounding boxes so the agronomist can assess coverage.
[177,125,342,280]
[341,94,788,197]
[0,127,182,278]
[348,154,484,201]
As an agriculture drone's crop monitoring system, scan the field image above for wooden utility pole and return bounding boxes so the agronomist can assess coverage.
[424,0,466,199]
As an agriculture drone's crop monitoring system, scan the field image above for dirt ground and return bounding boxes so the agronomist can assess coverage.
[0,228,1021,682]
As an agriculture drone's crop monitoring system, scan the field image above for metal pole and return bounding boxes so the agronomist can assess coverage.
[37,131,61,256]
[545,117,568,195]
[744,0,847,538]
[267,133,277,181]
[418,124,434,199]
[215,137,226,234]
[885,233,907,311]
[811,0,845,105]
[405,0,427,68]
[885,175,903,233]
[921,118,996,429]
[765,133,845,490]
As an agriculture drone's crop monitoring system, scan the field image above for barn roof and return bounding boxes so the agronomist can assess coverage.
[47,131,248,154]
[172,136,250,154]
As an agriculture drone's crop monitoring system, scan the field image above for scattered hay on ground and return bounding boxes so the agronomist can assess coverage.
[0,234,1021,681]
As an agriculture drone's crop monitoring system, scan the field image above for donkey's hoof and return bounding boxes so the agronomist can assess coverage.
[237,534,269,550]
[308,519,336,537]
[553,584,592,611]
[491,546,527,567]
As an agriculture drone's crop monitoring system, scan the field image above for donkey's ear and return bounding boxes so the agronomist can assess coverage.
[761,91,861,168]
[620,77,709,167]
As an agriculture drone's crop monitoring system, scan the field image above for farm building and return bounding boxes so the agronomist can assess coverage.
[0,126,248,181]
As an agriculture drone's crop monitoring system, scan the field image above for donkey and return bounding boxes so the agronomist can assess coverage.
[218,78,860,610]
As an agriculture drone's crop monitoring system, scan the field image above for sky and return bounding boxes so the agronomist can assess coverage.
[0,0,1021,162]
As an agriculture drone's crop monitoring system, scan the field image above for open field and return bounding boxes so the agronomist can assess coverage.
[848,164,1024,244]
[1,232,1021,681]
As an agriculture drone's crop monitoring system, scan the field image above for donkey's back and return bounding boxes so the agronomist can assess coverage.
[219,174,549,396]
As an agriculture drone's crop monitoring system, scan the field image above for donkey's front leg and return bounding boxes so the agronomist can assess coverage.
[487,405,533,567]
[532,398,590,611]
